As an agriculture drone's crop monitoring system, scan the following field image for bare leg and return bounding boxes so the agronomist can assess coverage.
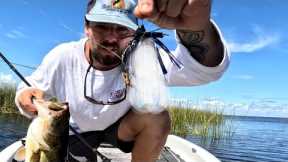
[118,109,171,162]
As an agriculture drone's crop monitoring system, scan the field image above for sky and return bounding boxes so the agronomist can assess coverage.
[0,0,287,118]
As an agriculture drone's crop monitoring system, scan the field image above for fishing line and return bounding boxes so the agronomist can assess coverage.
[11,62,36,70]
[149,27,163,32]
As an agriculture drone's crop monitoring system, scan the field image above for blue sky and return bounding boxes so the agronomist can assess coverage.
[0,0,287,117]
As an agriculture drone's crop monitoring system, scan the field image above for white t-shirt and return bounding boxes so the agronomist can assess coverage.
[15,21,230,132]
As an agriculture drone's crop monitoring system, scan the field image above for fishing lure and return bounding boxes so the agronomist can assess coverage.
[121,25,184,87]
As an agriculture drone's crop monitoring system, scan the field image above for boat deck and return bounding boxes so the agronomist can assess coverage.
[96,145,185,162]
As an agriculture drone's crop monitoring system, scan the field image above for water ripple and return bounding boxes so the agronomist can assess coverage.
[188,116,288,162]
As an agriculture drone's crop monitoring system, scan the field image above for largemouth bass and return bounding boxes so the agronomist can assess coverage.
[25,99,69,162]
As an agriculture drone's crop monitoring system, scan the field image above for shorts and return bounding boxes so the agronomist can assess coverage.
[67,115,134,162]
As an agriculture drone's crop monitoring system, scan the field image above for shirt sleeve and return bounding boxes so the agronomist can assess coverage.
[15,44,67,118]
[161,19,230,86]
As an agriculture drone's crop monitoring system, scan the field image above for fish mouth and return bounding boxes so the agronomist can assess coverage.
[48,102,70,133]
[34,99,70,120]
[50,102,70,119]
[48,102,68,111]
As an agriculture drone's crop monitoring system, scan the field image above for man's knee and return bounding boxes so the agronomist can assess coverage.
[118,109,171,142]
[144,110,171,136]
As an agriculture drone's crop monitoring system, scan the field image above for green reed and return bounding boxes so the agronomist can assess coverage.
[168,105,233,140]
[0,83,18,114]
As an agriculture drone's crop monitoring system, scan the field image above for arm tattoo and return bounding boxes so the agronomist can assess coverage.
[177,30,209,63]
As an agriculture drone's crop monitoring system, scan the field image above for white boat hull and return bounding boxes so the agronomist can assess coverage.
[165,135,220,162]
[0,135,220,162]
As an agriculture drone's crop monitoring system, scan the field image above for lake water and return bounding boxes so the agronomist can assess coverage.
[0,114,287,162]
[188,116,288,162]
[0,114,29,150]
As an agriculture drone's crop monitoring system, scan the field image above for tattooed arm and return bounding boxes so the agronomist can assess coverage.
[134,0,225,66]
[177,23,224,67]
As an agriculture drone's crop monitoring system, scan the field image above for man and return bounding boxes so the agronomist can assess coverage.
[16,0,230,161]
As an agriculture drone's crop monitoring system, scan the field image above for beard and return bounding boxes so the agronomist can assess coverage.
[127,38,169,114]
[90,41,123,66]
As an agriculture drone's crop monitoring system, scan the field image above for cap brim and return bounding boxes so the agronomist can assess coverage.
[85,13,138,30]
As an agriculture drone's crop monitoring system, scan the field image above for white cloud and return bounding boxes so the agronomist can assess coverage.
[168,98,197,108]
[198,97,226,112]
[5,30,27,39]
[59,23,74,33]
[0,73,16,84]
[225,103,250,115]
[59,22,83,38]
[226,26,280,53]
[169,96,288,118]
[246,101,288,117]
[202,97,225,107]
[232,75,254,80]
[225,99,288,118]
[227,35,279,53]
[22,0,30,5]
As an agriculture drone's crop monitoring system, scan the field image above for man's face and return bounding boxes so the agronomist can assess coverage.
[85,22,135,63]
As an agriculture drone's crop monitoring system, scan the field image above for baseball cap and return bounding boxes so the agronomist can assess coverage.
[85,0,138,30]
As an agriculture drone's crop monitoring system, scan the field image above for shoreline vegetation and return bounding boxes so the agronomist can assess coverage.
[0,83,233,140]
[0,83,18,114]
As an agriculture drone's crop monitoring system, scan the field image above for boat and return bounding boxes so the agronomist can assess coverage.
[0,135,220,162]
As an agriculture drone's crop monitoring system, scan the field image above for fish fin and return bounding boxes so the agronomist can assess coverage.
[25,139,40,162]
[25,150,40,162]
[40,150,59,162]
[40,151,49,162]
[31,153,40,162]
[14,146,26,161]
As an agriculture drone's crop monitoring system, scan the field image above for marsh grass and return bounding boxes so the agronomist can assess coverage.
[168,106,233,140]
[0,83,18,114]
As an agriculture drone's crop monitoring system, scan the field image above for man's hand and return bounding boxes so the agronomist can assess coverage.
[134,0,211,30]
[18,88,44,115]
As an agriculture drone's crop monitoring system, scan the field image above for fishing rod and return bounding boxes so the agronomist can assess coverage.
[0,51,110,162]
[0,52,32,86]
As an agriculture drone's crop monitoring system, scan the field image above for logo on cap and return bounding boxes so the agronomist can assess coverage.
[112,0,125,9]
